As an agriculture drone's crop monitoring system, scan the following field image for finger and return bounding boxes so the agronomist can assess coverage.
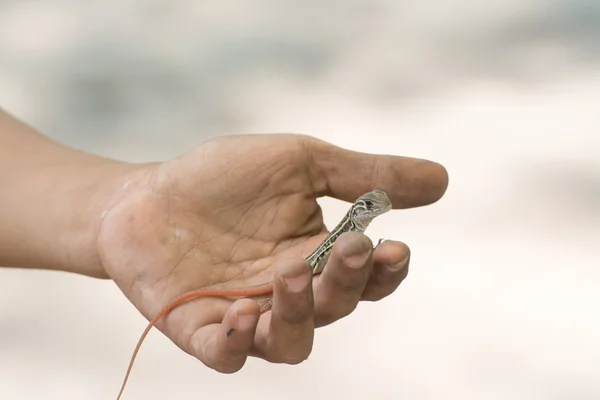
[189,298,260,373]
[252,258,314,364]
[313,231,373,327]
[361,240,410,301]
[306,137,449,208]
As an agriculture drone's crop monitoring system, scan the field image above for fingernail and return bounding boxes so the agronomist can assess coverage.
[283,270,312,293]
[344,249,371,269]
[236,313,258,331]
[387,257,409,272]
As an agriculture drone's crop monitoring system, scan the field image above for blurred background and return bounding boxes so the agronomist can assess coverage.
[1,1,599,399]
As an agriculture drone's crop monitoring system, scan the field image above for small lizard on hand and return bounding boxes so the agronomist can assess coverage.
[116,189,392,399]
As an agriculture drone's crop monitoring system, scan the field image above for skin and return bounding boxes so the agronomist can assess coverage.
[0,109,448,375]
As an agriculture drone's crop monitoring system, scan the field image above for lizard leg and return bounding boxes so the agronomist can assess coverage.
[255,295,273,313]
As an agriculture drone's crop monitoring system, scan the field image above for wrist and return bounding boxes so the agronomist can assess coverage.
[0,110,156,278]
[0,151,151,278]
[56,159,150,279]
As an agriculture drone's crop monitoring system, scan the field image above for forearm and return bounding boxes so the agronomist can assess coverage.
[0,110,140,278]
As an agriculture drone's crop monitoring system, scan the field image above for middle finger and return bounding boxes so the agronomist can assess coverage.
[312,231,374,327]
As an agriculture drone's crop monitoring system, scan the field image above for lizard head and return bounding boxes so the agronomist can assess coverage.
[351,190,392,230]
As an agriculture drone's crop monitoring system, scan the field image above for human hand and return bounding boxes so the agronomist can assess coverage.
[97,134,448,372]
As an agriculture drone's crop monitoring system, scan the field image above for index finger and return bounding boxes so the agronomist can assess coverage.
[306,138,449,208]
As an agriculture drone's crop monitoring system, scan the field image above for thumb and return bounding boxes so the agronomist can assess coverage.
[306,137,449,209]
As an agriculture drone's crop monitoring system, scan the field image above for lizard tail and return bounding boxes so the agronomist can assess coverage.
[116,284,274,399]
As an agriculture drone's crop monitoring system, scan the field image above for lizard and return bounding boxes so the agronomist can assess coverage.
[115,189,392,400]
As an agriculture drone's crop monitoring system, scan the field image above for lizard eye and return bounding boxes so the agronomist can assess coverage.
[364,200,373,208]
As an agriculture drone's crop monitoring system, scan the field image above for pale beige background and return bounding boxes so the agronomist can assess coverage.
[1,1,599,399]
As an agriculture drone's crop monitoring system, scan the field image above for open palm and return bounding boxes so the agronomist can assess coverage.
[98,133,448,372]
